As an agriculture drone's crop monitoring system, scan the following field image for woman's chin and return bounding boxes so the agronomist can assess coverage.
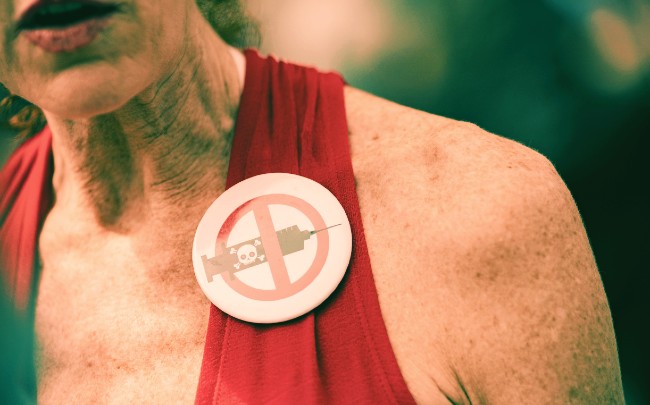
[40,92,130,120]
[35,76,145,120]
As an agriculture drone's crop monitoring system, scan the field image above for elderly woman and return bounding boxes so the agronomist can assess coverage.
[0,0,624,404]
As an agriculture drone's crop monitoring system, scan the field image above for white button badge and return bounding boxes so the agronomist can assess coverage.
[192,173,353,324]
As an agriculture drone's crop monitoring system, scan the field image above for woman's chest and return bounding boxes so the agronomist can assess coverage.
[34,196,456,405]
[36,221,210,404]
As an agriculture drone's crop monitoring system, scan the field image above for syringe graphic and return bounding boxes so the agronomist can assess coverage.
[277,224,341,255]
[202,224,341,282]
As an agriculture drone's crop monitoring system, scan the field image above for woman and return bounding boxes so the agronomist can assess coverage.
[0,0,625,403]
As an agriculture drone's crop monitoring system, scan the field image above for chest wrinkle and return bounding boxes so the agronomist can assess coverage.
[37,202,209,330]
[36,206,211,402]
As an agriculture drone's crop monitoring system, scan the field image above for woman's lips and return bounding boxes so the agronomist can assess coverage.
[16,1,121,53]
[22,17,110,53]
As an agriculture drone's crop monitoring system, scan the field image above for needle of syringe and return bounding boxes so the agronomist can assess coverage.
[310,224,342,235]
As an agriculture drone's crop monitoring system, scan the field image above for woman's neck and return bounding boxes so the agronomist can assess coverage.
[44,10,245,233]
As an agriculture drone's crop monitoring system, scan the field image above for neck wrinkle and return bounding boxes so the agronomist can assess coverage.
[45,10,244,233]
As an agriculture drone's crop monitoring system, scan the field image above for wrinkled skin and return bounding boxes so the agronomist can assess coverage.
[0,1,626,404]
[2,1,245,403]
[1,0,198,118]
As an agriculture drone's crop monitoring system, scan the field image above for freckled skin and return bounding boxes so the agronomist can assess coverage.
[1,1,624,404]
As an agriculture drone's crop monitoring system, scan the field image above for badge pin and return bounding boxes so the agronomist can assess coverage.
[192,173,353,324]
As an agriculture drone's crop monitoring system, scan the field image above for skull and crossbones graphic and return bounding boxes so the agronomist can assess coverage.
[232,240,265,270]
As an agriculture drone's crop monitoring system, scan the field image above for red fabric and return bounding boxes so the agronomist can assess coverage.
[0,126,52,400]
[0,126,53,311]
[0,50,416,404]
[195,51,416,404]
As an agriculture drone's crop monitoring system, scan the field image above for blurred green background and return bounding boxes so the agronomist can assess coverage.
[2,0,648,402]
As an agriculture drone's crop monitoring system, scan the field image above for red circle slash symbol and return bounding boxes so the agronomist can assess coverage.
[214,194,329,301]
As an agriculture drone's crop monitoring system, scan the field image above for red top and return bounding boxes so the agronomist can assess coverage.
[0,50,416,404]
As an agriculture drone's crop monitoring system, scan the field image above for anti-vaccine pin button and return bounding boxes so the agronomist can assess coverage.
[192,173,353,324]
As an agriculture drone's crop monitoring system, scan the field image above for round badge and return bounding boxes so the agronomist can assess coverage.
[192,173,352,324]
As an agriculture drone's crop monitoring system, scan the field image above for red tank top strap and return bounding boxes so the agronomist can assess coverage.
[195,50,416,404]
[0,126,53,312]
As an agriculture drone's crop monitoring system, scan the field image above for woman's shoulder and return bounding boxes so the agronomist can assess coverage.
[345,85,623,402]
[344,85,559,207]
